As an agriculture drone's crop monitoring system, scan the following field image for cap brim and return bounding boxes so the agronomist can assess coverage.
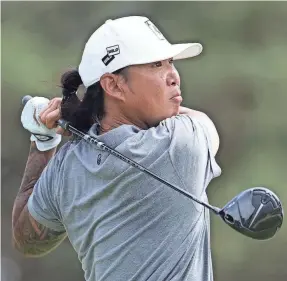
[172,43,203,60]
[131,43,202,66]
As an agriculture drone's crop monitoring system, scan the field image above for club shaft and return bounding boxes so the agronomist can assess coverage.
[23,96,221,215]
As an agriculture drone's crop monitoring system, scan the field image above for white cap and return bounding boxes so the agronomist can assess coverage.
[79,16,203,88]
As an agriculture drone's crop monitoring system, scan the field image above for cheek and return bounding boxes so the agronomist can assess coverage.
[135,78,164,101]
[147,75,167,101]
[127,72,168,110]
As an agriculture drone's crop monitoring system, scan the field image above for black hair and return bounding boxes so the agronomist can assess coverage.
[60,68,125,132]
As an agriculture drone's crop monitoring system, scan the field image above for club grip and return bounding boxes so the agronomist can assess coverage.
[21,95,70,130]
[22,95,32,106]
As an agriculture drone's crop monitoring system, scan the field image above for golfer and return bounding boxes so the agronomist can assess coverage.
[12,16,221,281]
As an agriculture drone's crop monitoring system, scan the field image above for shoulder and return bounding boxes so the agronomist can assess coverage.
[189,113,220,156]
[158,114,203,136]
[53,140,81,166]
[159,113,220,156]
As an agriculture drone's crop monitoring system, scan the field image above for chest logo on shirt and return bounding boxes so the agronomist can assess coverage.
[97,154,102,165]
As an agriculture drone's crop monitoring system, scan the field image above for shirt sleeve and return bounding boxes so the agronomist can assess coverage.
[163,114,222,199]
[27,152,65,232]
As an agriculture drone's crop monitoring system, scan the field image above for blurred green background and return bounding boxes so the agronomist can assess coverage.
[2,1,287,281]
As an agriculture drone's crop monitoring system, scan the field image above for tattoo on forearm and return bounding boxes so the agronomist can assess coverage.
[12,142,66,256]
[13,205,67,256]
[13,142,55,226]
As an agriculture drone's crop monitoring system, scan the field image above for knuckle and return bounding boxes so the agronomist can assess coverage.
[39,113,46,123]
[56,109,61,118]
[52,97,62,104]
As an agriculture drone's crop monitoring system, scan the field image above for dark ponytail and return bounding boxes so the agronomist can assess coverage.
[60,67,126,133]
[60,69,105,132]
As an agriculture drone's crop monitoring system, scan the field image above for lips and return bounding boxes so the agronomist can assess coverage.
[171,90,180,98]
[170,91,182,102]
[171,96,183,103]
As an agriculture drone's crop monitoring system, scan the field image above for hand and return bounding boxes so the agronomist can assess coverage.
[21,97,67,151]
[39,98,70,136]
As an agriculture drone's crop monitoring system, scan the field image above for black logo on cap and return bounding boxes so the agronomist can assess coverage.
[102,45,120,66]
[145,20,166,41]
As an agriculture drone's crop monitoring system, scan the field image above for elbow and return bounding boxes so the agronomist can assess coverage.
[12,240,45,258]
[11,232,43,258]
[12,229,22,253]
[11,236,19,252]
[11,236,27,257]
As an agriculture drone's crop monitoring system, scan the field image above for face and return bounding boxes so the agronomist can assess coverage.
[121,58,182,127]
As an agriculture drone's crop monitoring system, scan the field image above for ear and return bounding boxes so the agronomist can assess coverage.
[100,74,126,102]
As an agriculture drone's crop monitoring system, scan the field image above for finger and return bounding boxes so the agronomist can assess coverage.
[45,108,61,129]
[40,103,58,122]
[56,127,72,136]
[44,98,62,114]
[63,131,72,137]
[49,98,62,108]
[40,99,61,124]
[41,98,59,115]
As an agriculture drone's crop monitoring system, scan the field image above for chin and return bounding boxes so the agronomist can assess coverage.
[170,107,180,117]
[149,108,180,127]
[163,110,179,121]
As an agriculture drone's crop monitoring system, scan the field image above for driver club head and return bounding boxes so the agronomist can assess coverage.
[219,187,283,240]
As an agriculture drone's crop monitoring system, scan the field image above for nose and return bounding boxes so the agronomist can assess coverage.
[166,67,180,87]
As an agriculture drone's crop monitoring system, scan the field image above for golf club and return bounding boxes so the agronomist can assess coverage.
[22,95,284,240]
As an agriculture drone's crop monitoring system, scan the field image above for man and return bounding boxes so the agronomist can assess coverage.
[12,16,221,281]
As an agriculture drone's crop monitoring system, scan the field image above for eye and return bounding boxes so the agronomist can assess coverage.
[169,58,174,64]
[153,61,162,67]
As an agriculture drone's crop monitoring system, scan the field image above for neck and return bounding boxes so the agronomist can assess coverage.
[98,108,150,135]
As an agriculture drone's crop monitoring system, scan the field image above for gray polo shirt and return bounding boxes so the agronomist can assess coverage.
[28,114,221,281]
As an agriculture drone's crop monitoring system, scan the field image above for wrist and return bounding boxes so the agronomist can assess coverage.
[30,141,57,155]
[30,133,61,152]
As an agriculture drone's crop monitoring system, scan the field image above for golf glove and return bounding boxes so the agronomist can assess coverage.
[21,96,62,151]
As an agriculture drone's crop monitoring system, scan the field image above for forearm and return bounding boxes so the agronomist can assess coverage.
[12,142,56,227]
[13,204,67,257]
[12,142,63,256]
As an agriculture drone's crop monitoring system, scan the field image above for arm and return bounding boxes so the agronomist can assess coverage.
[13,97,67,257]
[12,142,67,257]
[179,106,220,156]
